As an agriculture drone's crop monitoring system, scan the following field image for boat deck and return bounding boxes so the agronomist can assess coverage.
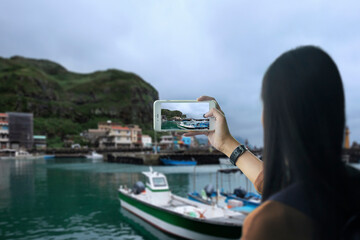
[210,214,246,224]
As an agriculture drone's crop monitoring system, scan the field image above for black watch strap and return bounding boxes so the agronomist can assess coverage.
[229,145,248,166]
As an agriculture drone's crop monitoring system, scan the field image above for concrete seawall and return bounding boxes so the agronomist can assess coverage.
[105,152,228,165]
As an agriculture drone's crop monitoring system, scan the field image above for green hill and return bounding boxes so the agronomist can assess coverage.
[161,109,186,119]
[0,56,158,147]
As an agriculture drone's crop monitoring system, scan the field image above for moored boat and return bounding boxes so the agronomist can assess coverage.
[179,121,209,130]
[179,121,196,129]
[0,149,43,160]
[85,151,103,159]
[160,158,197,166]
[219,157,234,166]
[44,155,55,160]
[118,167,245,240]
[188,168,261,214]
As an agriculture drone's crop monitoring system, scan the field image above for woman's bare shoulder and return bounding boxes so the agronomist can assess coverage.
[242,200,314,240]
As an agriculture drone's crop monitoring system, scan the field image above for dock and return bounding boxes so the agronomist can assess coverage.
[28,147,360,165]
[105,151,231,165]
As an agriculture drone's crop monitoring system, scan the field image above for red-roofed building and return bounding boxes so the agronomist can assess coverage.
[98,121,123,131]
[111,126,130,131]
[87,120,143,148]
[108,125,131,147]
[127,124,142,147]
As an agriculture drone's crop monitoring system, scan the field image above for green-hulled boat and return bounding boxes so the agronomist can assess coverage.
[118,167,245,240]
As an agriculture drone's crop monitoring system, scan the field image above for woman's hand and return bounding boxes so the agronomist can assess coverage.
[184,96,239,156]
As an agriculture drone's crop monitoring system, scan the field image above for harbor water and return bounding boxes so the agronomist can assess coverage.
[2,158,359,240]
[0,158,257,240]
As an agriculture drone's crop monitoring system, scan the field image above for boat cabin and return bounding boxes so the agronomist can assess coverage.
[142,167,169,192]
[141,167,171,205]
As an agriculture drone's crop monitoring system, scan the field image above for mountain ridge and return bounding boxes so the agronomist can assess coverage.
[0,55,158,147]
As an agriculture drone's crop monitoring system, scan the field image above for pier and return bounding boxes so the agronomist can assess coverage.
[37,147,246,165]
[105,151,229,165]
[30,147,360,165]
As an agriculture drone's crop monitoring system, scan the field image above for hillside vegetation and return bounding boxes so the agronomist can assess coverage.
[0,56,158,147]
[161,109,186,119]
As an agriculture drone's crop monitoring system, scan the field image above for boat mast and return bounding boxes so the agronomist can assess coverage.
[193,165,196,192]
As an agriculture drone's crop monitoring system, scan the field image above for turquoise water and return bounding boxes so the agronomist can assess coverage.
[0,158,257,240]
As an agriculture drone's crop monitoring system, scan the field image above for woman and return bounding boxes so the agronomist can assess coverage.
[186,46,360,239]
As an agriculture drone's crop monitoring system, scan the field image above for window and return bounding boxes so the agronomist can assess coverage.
[152,177,166,187]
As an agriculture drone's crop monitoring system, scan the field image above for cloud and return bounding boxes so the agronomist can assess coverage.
[1,0,360,146]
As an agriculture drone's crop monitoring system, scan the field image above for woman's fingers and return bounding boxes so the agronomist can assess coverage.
[197,96,215,101]
[197,96,224,115]
[205,108,225,119]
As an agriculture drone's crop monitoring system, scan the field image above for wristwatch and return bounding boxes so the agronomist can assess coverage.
[229,145,248,166]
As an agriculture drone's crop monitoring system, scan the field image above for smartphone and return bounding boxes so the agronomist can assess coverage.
[153,100,216,132]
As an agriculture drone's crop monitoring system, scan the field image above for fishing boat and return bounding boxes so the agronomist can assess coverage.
[179,121,196,129]
[219,157,236,167]
[188,168,261,214]
[0,149,43,160]
[221,191,261,207]
[160,158,197,166]
[44,155,55,160]
[179,121,209,130]
[85,151,103,160]
[118,167,245,240]
[217,169,261,208]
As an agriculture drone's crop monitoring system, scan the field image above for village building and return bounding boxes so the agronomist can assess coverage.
[141,135,152,148]
[0,113,9,149]
[33,135,47,150]
[108,126,132,147]
[83,129,108,146]
[8,112,33,150]
[92,121,143,148]
[98,120,123,131]
[127,124,142,147]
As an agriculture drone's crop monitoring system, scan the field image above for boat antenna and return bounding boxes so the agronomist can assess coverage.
[149,166,153,173]
[216,170,219,206]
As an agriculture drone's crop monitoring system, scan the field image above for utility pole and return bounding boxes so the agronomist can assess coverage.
[154,130,158,153]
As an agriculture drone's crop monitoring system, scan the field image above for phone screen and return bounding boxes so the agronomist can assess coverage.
[160,102,210,130]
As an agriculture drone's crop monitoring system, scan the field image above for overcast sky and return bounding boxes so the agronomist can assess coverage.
[162,102,209,119]
[1,0,360,146]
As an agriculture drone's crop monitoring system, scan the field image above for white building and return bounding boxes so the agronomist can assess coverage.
[160,135,173,145]
[109,126,132,147]
[141,135,152,148]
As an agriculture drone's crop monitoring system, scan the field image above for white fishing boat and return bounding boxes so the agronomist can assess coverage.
[85,151,103,159]
[179,120,209,130]
[179,121,196,129]
[0,149,43,160]
[219,157,233,166]
[118,167,245,240]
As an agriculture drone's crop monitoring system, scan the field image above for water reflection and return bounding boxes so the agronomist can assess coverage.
[0,158,257,239]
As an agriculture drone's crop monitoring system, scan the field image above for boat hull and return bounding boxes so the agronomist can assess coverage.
[160,159,197,166]
[222,193,260,207]
[118,191,242,240]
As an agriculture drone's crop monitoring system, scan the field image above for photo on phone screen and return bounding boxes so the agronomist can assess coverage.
[161,102,210,130]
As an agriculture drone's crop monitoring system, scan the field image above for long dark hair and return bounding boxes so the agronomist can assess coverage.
[261,46,348,238]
